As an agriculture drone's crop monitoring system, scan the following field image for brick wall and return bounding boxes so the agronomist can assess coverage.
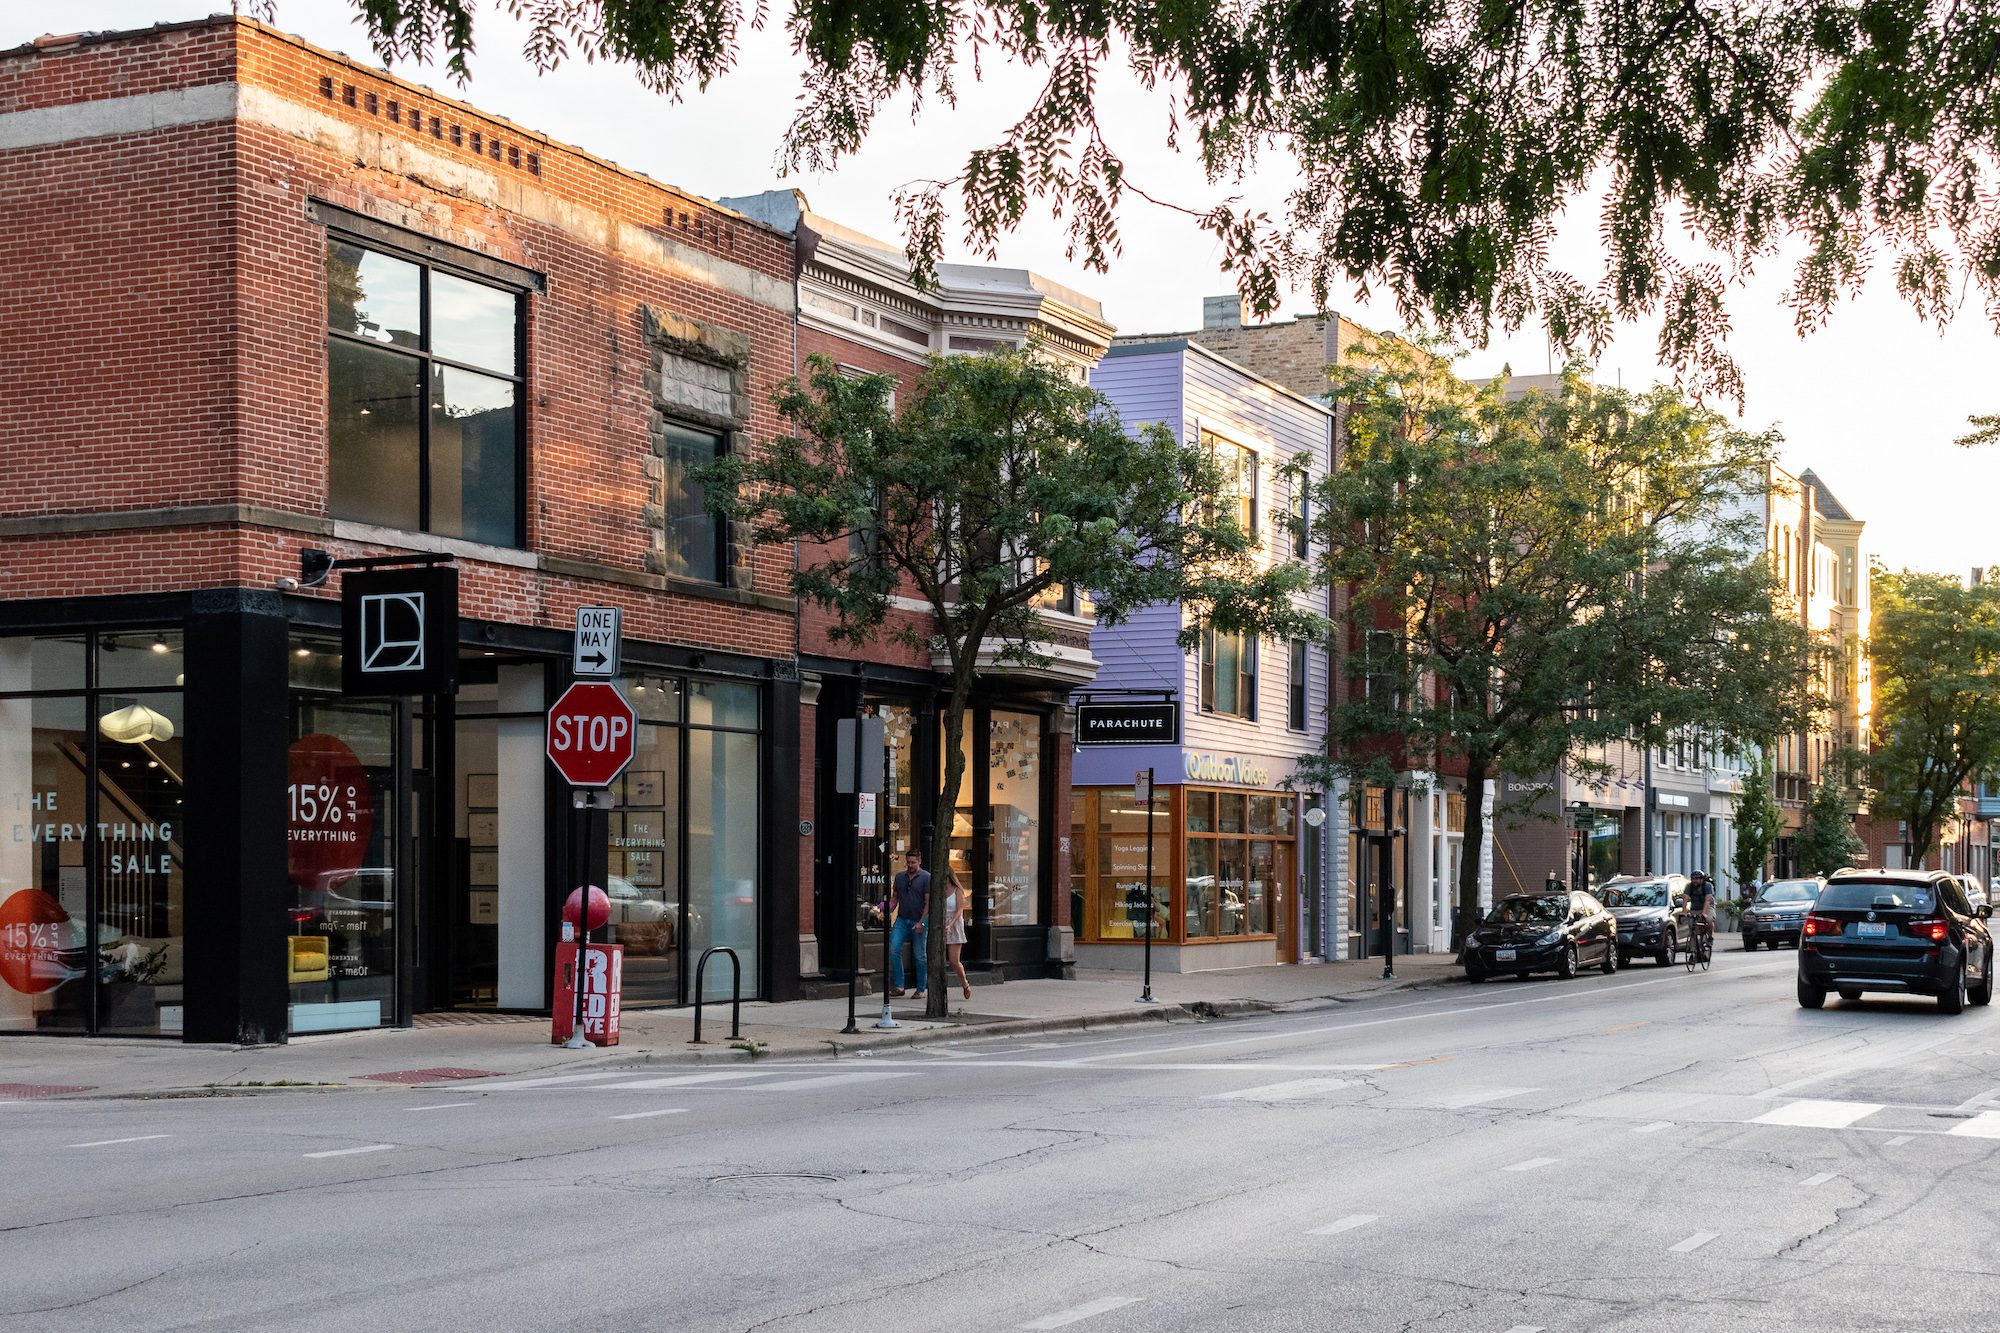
[1,17,799,660]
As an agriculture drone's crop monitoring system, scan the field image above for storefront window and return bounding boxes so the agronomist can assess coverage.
[453,662,549,1010]
[988,711,1042,926]
[287,687,399,1034]
[1090,784,1167,940]
[1185,837,1218,938]
[3,634,185,1036]
[688,727,759,998]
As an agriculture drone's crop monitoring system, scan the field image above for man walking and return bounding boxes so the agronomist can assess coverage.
[889,850,930,998]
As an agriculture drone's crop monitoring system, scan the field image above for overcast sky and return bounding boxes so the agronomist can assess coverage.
[24,1,2000,578]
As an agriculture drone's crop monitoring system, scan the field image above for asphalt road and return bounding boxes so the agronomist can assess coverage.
[6,947,2000,1333]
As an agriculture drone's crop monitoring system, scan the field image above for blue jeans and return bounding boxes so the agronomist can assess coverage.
[890,919,927,991]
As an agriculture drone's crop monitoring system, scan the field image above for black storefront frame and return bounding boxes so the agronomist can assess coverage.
[0,588,801,1039]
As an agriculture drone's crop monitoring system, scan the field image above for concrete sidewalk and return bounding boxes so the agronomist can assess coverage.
[0,952,1475,1100]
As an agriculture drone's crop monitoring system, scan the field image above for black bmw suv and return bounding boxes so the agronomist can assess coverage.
[1797,870,1995,1013]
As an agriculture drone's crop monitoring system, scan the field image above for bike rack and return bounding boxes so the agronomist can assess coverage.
[690,945,742,1044]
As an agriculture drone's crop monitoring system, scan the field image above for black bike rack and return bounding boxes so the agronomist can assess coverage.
[690,945,743,1044]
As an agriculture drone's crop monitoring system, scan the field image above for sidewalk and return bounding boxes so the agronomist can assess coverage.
[0,953,1469,1100]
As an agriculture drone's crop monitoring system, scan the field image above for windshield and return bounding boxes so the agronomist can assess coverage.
[1484,895,1565,925]
[1602,881,1669,908]
[1757,880,1819,905]
[1818,882,1931,912]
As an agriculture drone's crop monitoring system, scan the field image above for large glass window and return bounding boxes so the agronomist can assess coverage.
[326,238,524,546]
[660,422,725,582]
[2,633,186,1036]
[988,711,1042,926]
[1288,640,1309,731]
[1090,783,1167,940]
[1202,430,1257,536]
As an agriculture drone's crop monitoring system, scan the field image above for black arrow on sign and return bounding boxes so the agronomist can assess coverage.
[580,649,609,669]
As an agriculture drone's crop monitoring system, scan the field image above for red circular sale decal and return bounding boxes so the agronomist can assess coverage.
[0,889,71,995]
[288,734,375,890]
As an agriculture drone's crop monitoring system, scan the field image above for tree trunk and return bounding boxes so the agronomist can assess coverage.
[1453,759,1491,962]
[927,684,972,1020]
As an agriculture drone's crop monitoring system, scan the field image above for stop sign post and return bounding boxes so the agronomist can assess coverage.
[547,681,636,1048]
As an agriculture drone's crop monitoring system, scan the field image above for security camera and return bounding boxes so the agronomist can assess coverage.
[275,577,300,592]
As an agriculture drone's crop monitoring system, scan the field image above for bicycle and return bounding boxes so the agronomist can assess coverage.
[1686,914,1713,972]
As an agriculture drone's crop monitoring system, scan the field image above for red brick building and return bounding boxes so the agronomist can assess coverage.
[720,190,1115,989]
[0,17,804,1039]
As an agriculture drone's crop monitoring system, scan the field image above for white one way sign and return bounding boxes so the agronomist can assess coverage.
[572,606,622,677]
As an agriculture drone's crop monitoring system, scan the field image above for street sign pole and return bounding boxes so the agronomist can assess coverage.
[869,711,897,1031]
[844,699,865,1035]
[1138,767,1158,1005]
[563,787,599,1050]
[547,680,636,1050]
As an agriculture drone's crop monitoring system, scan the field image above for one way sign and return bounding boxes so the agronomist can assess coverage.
[572,606,622,678]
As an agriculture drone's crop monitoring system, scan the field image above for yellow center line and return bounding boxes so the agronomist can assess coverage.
[1600,1021,1652,1033]
[1381,1056,1457,1070]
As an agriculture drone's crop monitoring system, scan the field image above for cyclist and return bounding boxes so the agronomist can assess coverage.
[1685,870,1717,955]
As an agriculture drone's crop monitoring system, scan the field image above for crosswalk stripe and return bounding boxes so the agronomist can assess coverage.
[1752,1099,1882,1129]
[746,1071,922,1092]
[1947,1111,2000,1138]
[1307,1214,1379,1236]
[1207,1078,1348,1102]
[1502,1157,1557,1172]
[577,1071,788,1090]
[1018,1296,1143,1329]
[1670,1232,1718,1253]
[1801,1172,1838,1187]
[1429,1087,1534,1109]
[463,1071,636,1090]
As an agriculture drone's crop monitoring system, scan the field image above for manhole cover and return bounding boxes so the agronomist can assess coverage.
[0,1083,93,1100]
[356,1067,504,1084]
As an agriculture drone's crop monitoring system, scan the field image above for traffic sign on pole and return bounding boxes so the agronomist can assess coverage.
[572,607,622,678]
[546,682,637,788]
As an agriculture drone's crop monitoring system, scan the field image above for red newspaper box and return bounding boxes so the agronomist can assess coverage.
[552,942,623,1046]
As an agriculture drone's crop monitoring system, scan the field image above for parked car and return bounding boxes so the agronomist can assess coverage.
[1463,890,1619,982]
[1798,870,1994,1012]
[1599,874,1690,966]
[1742,877,1824,949]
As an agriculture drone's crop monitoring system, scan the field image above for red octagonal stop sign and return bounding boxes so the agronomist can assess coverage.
[546,682,637,788]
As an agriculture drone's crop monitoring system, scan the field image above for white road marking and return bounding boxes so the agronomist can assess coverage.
[898,1061,1392,1073]
[1207,1078,1349,1101]
[1884,1135,1914,1146]
[1800,1172,1838,1187]
[1502,1157,1557,1172]
[1634,1121,1675,1134]
[1017,1296,1143,1329]
[68,1134,171,1148]
[610,1109,689,1121]
[1502,1326,1547,1333]
[405,1103,471,1113]
[1670,1232,1718,1253]
[1752,1099,1883,1129]
[1951,1084,2000,1113]
[743,1071,923,1092]
[1430,1087,1534,1109]
[1308,1214,1380,1236]
[304,1144,397,1159]
[581,1071,789,1091]
[1947,1111,2000,1139]
[464,1071,640,1090]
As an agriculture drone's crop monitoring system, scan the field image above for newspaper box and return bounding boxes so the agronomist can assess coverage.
[551,942,623,1046]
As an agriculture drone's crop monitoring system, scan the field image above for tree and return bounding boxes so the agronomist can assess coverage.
[1302,336,1819,953]
[1796,771,1865,878]
[1866,570,2000,867]
[1732,753,1783,893]
[704,349,1314,1017]
[339,0,2000,401]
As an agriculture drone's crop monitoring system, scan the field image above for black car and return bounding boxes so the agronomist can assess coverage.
[1464,891,1619,983]
[1599,875,1690,966]
[1797,870,1995,1012]
[1742,877,1823,949]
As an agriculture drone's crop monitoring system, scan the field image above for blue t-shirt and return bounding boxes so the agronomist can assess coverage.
[893,869,931,922]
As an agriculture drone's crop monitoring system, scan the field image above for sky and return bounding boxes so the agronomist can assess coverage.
[20,1,2000,578]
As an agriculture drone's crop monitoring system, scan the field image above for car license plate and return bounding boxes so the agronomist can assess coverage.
[1858,922,1887,938]
[1495,948,1517,961]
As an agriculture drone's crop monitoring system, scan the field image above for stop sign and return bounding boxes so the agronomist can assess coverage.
[546,682,637,787]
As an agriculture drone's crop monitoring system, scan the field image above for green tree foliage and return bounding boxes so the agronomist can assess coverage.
[1301,336,1819,950]
[702,349,1315,1016]
[1796,772,1865,878]
[341,0,2000,400]
[1867,570,2000,866]
[1732,753,1784,892]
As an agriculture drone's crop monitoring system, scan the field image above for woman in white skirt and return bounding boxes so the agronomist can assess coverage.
[943,870,972,1000]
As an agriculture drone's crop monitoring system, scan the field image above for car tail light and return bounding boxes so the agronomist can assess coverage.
[1803,914,1842,939]
[1907,918,1949,942]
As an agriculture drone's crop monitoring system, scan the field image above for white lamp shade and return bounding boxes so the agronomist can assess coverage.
[99,704,176,744]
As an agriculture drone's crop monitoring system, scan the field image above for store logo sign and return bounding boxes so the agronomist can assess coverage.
[341,567,459,697]
[360,593,426,672]
[1182,752,1272,786]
